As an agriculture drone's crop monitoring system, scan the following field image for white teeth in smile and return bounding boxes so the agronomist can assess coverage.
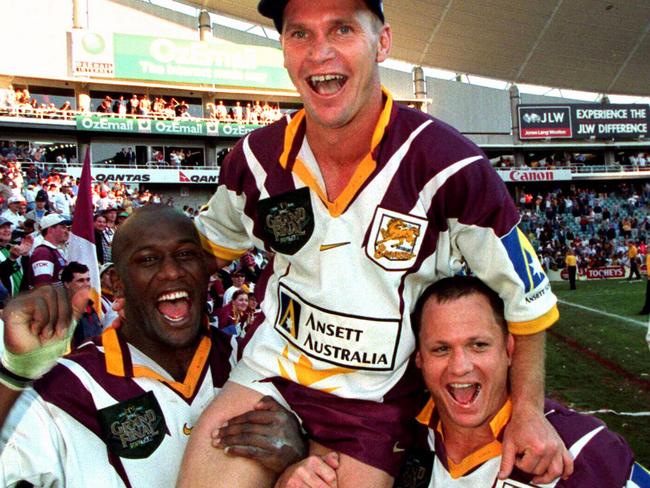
[157,291,188,302]
[309,74,345,83]
[163,314,186,323]
[449,383,475,389]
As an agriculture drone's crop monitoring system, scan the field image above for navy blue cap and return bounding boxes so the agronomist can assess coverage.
[258,0,384,33]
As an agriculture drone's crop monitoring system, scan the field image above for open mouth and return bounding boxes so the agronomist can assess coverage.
[156,290,191,324]
[447,383,481,406]
[307,74,347,95]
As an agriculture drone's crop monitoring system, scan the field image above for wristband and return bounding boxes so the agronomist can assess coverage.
[1,320,76,380]
[0,363,33,391]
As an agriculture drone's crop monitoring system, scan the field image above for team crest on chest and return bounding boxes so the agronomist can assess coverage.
[366,208,428,270]
[257,187,314,255]
[97,391,168,459]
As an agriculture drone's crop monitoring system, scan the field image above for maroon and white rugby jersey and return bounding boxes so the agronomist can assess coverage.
[401,398,646,488]
[0,326,235,488]
[196,87,558,400]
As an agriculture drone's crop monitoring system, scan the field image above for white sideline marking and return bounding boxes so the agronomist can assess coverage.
[557,299,648,329]
[581,409,650,417]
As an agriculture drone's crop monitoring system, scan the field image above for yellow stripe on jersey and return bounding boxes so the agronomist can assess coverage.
[508,304,559,335]
[198,232,247,261]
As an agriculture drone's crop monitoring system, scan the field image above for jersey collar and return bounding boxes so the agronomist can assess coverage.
[101,326,211,399]
[416,396,513,479]
[279,86,394,218]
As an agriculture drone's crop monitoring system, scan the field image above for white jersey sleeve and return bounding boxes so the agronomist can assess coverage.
[1,389,68,487]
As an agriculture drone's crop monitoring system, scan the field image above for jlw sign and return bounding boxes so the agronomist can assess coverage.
[518,104,649,140]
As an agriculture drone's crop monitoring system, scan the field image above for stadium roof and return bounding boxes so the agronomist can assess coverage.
[182,0,650,97]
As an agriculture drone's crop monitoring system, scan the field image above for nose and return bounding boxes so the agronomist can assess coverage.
[448,348,473,377]
[308,33,336,63]
[157,256,185,281]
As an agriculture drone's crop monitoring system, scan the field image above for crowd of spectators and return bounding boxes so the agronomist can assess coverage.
[95,94,193,118]
[0,153,271,343]
[205,99,283,124]
[1,86,284,125]
[517,182,650,274]
[0,87,75,119]
[493,152,649,170]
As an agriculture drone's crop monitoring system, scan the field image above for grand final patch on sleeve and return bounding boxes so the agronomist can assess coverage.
[366,207,429,271]
[500,227,547,294]
[97,391,168,459]
[257,187,314,255]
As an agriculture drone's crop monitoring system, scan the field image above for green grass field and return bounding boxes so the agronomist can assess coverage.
[546,278,650,467]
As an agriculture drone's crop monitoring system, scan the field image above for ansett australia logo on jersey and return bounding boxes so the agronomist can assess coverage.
[274,284,400,371]
[501,228,547,295]
[277,290,302,339]
[366,208,428,271]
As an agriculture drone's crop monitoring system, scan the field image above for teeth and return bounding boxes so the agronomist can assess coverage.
[449,383,475,389]
[157,291,189,302]
[162,314,186,323]
[309,74,345,83]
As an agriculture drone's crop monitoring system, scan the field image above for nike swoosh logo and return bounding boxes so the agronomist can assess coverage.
[319,242,351,252]
[183,423,193,436]
[392,441,405,453]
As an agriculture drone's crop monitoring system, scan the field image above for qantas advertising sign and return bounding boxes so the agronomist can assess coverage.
[518,104,649,140]
[64,167,219,185]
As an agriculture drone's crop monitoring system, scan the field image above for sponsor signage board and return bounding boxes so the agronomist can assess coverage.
[560,266,626,280]
[70,31,294,91]
[70,31,115,76]
[518,104,649,140]
[75,115,260,137]
[497,169,572,182]
[63,167,219,185]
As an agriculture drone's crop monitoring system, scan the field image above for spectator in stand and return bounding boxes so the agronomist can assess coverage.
[0,217,33,302]
[213,288,250,337]
[216,100,228,120]
[233,101,243,122]
[125,147,136,167]
[28,213,70,288]
[128,94,140,115]
[206,102,217,119]
[247,292,260,324]
[140,94,151,116]
[222,270,249,305]
[24,192,48,226]
[1,196,26,231]
[112,95,127,116]
[23,183,37,211]
[99,262,119,329]
[101,207,118,262]
[93,213,110,265]
[96,96,112,113]
[61,261,103,348]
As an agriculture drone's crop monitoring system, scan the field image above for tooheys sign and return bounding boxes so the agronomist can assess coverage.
[560,266,625,280]
[518,103,649,140]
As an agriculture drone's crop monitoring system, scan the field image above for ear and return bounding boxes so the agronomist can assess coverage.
[415,349,422,369]
[506,333,515,366]
[376,23,392,63]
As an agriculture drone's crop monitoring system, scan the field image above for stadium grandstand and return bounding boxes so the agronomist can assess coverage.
[0,0,649,470]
